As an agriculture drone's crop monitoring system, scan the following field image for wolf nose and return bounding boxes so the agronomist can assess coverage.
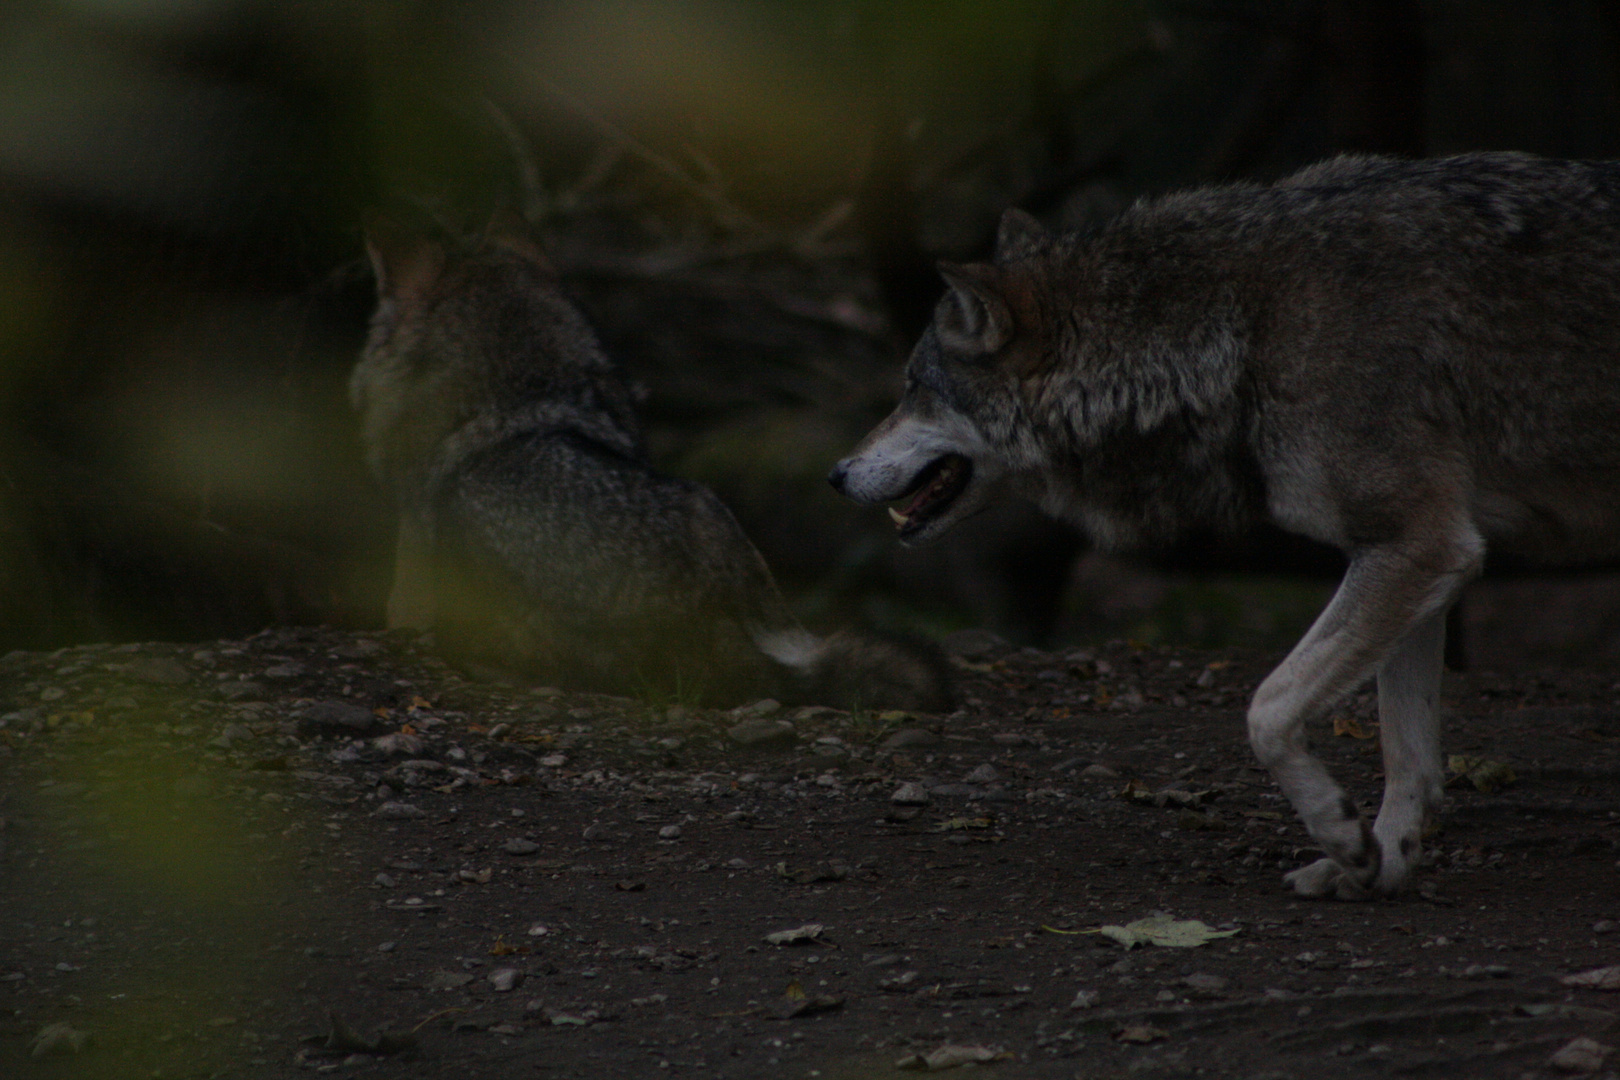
[827,461,849,495]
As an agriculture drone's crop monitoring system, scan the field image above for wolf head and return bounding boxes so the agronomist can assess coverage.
[351,214,640,497]
[831,203,1249,548]
[828,208,1064,545]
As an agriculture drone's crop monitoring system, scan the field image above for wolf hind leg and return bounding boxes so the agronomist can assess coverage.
[1247,527,1480,900]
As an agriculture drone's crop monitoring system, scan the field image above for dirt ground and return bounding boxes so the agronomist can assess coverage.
[3,626,1619,1080]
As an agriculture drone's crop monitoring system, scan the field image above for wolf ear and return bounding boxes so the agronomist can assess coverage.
[936,262,1013,356]
[994,207,1048,261]
[363,212,444,304]
[485,208,557,274]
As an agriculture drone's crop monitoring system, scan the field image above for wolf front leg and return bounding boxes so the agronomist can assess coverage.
[386,514,437,631]
[1369,609,1447,892]
[1247,530,1481,899]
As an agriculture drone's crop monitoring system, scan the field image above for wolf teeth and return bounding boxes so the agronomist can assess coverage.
[888,507,910,527]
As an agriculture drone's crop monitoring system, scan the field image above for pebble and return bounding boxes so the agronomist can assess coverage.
[1081,763,1120,779]
[503,838,540,855]
[731,699,781,719]
[658,825,682,840]
[489,968,523,992]
[728,718,796,747]
[539,754,567,768]
[1183,973,1229,993]
[964,763,1000,784]
[1069,989,1101,1009]
[374,801,426,819]
[263,662,306,679]
[891,782,931,806]
[208,723,253,750]
[374,873,397,888]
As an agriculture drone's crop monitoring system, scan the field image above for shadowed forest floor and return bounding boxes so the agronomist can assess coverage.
[3,626,1619,1079]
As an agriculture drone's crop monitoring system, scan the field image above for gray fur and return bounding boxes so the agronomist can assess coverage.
[832,152,1620,896]
[354,221,951,710]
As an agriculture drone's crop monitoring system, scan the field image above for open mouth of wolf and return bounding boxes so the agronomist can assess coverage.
[887,454,972,538]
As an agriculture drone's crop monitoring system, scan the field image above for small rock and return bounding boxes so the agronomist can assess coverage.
[373,732,424,757]
[882,728,941,750]
[30,1023,90,1059]
[891,782,931,806]
[964,763,1000,784]
[728,718,796,748]
[1593,920,1615,934]
[729,699,782,719]
[1551,1036,1613,1073]
[298,701,383,738]
[503,838,540,855]
[425,971,475,991]
[1183,973,1229,993]
[658,825,682,840]
[1069,989,1101,1009]
[1458,963,1512,979]
[263,662,306,679]
[217,680,266,702]
[1081,763,1120,779]
[374,873,397,888]
[489,968,523,992]
[38,687,65,702]
[581,822,611,841]
[539,753,567,768]
[374,801,426,819]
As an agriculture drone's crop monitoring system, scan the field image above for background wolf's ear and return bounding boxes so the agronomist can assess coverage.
[994,207,1049,261]
[936,262,1013,356]
[362,211,445,305]
[484,207,557,274]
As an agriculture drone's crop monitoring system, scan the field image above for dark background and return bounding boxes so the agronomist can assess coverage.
[4,0,1620,666]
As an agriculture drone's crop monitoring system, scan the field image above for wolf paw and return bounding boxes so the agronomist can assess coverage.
[1284,857,1374,901]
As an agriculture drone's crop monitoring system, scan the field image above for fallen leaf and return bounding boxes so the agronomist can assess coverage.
[934,817,994,831]
[778,994,843,1018]
[323,1012,418,1056]
[896,1043,1011,1070]
[1447,755,1516,793]
[1562,965,1620,990]
[1116,1024,1168,1044]
[1098,913,1239,949]
[784,979,806,1000]
[764,923,825,946]
[1332,714,1377,739]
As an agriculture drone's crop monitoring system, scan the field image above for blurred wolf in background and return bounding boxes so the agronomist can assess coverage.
[831,152,1620,898]
[352,217,951,710]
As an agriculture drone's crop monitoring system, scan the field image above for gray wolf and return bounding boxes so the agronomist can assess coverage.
[830,152,1620,898]
[353,217,951,711]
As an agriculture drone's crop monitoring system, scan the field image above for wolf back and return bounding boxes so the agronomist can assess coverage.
[353,220,951,711]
